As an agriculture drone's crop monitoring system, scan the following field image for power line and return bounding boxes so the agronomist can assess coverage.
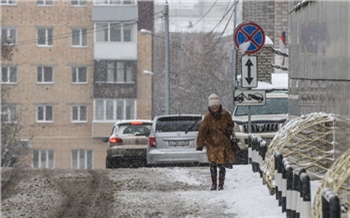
[15,19,139,46]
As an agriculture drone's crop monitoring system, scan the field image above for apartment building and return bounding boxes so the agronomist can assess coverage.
[1,0,153,169]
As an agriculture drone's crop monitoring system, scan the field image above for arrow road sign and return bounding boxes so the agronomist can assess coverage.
[242,55,257,88]
[234,90,266,106]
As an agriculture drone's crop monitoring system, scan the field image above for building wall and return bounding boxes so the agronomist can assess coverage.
[240,0,289,83]
[288,1,350,118]
[1,1,153,169]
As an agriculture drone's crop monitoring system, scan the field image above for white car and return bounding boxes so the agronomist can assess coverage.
[146,114,208,166]
[105,119,153,168]
[233,91,288,151]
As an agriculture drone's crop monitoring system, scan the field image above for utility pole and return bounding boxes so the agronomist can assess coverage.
[232,0,238,113]
[164,1,170,115]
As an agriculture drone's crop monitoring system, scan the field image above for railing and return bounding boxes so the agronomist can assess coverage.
[249,134,343,218]
[322,188,341,218]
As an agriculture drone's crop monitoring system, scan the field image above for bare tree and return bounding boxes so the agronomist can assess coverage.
[1,40,29,167]
[153,32,233,116]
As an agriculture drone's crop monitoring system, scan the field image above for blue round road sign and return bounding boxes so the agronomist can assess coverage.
[234,22,265,54]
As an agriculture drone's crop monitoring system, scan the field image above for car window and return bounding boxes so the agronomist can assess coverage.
[155,116,202,132]
[116,124,152,136]
[235,98,288,116]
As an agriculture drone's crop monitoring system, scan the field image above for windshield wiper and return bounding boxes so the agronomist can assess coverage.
[185,119,199,134]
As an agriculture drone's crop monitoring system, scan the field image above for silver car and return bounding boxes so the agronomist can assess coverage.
[105,119,153,168]
[146,114,208,166]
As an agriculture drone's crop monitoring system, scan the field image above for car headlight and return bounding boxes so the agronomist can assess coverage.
[234,123,244,132]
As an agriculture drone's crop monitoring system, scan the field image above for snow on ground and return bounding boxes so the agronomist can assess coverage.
[161,165,285,218]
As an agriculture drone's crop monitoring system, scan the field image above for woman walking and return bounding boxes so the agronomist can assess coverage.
[196,93,235,191]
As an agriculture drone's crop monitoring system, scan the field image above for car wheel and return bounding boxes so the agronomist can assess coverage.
[106,158,113,169]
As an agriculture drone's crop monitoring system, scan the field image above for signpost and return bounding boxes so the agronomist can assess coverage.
[234,90,266,106]
[242,55,257,88]
[233,21,265,137]
[234,22,265,54]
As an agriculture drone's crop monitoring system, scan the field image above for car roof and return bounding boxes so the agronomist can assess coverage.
[154,114,203,119]
[113,119,153,126]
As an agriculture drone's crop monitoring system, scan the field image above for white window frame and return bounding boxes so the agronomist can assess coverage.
[33,149,54,168]
[94,99,136,121]
[36,0,52,6]
[1,27,17,45]
[72,66,87,84]
[37,27,53,46]
[37,66,53,84]
[95,60,135,84]
[0,0,17,5]
[94,0,135,5]
[71,28,87,47]
[72,149,93,169]
[71,0,86,6]
[71,105,87,123]
[95,22,135,42]
[1,65,17,84]
[36,105,53,123]
[1,104,17,123]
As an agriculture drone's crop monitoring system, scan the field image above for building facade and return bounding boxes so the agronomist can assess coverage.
[1,0,153,169]
[288,1,350,118]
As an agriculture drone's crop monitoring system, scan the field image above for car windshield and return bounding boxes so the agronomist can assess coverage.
[156,116,202,132]
[235,98,288,116]
[117,124,152,136]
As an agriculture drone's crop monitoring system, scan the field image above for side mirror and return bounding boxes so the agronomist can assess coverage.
[102,138,109,143]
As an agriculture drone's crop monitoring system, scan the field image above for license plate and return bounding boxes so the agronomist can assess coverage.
[169,140,189,146]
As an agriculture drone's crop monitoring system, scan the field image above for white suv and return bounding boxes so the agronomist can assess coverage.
[232,91,288,151]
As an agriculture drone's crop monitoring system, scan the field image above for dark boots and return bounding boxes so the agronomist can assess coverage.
[210,166,217,190]
[218,166,226,191]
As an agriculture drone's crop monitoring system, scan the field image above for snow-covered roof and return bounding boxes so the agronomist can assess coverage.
[237,73,288,90]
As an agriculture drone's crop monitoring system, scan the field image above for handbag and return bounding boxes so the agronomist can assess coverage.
[230,132,241,154]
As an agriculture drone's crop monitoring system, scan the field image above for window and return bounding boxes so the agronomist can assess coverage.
[1,27,16,45]
[94,99,136,121]
[71,105,87,122]
[96,22,134,42]
[72,149,92,169]
[1,104,16,123]
[36,0,52,6]
[37,28,53,46]
[37,66,53,83]
[33,149,54,168]
[1,65,17,83]
[71,28,87,47]
[95,60,135,83]
[37,105,53,122]
[0,0,16,5]
[72,66,87,83]
[94,0,135,5]
[71,0,86,6]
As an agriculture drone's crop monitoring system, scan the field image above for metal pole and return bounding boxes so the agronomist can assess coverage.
[164,1,170,115]
[232,0,238,112]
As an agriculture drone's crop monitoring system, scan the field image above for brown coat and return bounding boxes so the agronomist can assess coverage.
[197,109,235,164]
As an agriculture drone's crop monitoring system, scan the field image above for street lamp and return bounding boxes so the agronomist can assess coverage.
[140,1,170,115]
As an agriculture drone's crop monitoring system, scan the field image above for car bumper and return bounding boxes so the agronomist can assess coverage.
[107,145,147,158]
[235,132,276,149]
[147,148,209,165]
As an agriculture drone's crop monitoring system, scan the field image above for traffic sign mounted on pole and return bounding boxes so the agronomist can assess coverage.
[234,90,266,106]
[241,55,257,88]
[234,22,265,54]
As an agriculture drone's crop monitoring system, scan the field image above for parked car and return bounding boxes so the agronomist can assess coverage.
[232,90,288,152]
[146,114,208,166]
[104,119,153,168]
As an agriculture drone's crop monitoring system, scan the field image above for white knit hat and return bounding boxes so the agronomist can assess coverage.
[208,93,221,107]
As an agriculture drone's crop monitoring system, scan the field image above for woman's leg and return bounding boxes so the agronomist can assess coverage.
[218,164,226,190]
[210,162,217,190]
